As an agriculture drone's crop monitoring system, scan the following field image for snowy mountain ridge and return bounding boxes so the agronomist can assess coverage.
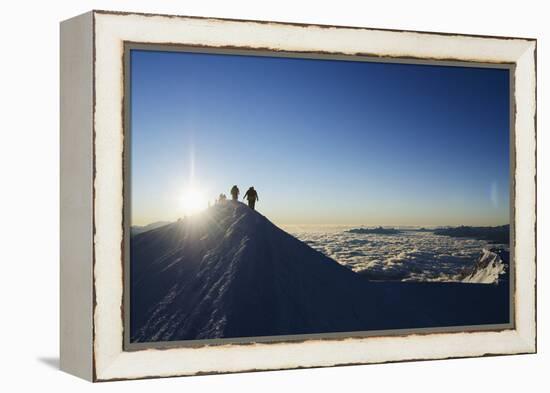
[131,201,383,342]
[459,248,508,284]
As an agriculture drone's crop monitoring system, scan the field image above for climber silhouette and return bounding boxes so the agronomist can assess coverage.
[230,185,240,201]
[243,186,259,210]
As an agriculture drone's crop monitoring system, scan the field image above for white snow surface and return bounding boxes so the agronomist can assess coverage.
[460,248,507,284]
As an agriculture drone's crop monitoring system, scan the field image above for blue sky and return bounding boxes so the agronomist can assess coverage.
[130,49,510,226]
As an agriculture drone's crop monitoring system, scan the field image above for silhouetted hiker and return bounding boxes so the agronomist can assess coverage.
[243,186,259,210]
[218,193,227,204]
[230,185,240,201]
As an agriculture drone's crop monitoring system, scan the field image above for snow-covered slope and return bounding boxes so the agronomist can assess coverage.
[130,202,510,343]
[459,248,508,284]
[131,201,386,341]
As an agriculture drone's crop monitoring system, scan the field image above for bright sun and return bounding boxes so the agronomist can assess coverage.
[180,187,206,215]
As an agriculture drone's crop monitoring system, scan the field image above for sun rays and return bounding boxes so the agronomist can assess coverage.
[180,187,207,215]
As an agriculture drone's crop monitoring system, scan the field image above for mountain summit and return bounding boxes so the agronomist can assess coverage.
[130,202,509,343]
[131,201,383,341]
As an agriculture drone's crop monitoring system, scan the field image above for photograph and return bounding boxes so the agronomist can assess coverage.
[127,47,513,345]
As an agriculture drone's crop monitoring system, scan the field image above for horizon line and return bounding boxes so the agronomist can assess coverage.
[131,217,510,229]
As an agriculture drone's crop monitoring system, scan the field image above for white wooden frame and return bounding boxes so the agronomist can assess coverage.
[60,10,536,382]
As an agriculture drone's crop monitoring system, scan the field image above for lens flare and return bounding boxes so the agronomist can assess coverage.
[181,187,206,215]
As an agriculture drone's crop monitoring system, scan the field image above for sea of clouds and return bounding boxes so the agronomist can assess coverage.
[283,225,507,282]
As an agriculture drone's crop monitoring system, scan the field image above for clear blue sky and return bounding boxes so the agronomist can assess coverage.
[130,49,510,226]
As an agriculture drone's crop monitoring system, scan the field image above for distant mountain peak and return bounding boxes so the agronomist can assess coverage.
[130,220,171,236]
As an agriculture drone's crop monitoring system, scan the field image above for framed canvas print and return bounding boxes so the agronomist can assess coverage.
[60,10,537,382]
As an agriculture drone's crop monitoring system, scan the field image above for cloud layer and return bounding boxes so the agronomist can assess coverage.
[285,226,506,281]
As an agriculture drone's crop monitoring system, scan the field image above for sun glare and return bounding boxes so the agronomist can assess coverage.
[181,187,207,216]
